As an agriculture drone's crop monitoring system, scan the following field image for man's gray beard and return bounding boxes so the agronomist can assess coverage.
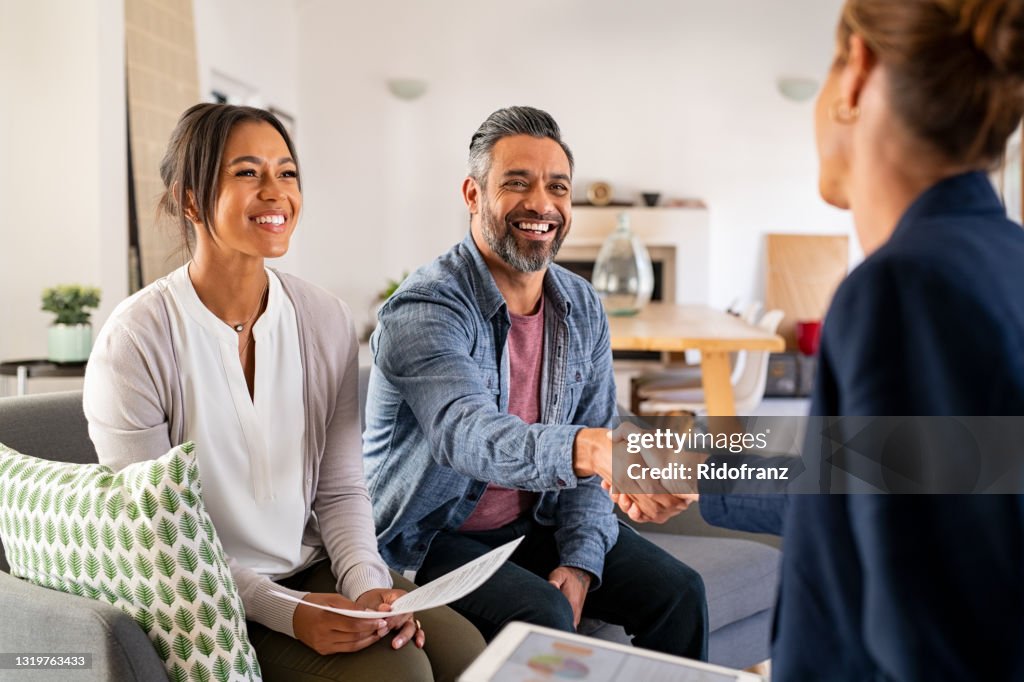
[480,201,565,273]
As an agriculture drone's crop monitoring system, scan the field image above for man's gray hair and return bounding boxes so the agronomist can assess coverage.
[468,106,575,186]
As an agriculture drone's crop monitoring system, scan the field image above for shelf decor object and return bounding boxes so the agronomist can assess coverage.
[587,181,613,206]
[591,212,654,316]
[41,284,101,363]
[641,192,661,207]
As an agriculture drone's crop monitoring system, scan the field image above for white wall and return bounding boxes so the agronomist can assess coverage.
[292,0,857,330]
[192,0,300,123]
[0,0,127,364]
[192,0,302,272]
[0,0,299,369]
[2,0,857,369]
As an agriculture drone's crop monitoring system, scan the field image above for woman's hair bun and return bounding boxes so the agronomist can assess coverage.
[960,0,1024,77]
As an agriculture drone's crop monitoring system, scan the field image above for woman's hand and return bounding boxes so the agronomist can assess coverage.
[356,588,426,650]
[292,592,389,655]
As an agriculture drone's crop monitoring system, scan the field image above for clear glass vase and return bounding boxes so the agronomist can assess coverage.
[591,213,654,316]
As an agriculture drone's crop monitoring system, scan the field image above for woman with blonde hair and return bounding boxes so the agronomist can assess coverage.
[84,103,484,681]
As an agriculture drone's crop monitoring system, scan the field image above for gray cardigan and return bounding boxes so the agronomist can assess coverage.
[83,269,392,637]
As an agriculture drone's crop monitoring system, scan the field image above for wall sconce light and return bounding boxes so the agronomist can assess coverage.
[776,77,819,103]
[387,78,428,101]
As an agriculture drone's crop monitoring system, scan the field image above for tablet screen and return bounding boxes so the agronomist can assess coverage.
[491,631,740,682]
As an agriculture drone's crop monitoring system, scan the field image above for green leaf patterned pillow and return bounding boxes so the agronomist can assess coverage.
[0,442,262,682]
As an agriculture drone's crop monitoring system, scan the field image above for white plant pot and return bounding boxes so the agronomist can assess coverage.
[48,323,92,363]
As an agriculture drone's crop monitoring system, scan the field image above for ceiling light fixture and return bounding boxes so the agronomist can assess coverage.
[387,78,428,101]
[777,77,819,103]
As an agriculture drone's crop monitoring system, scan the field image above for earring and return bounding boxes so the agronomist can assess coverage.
[828,98,860,124]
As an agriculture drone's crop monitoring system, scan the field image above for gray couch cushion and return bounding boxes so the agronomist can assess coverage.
[583,532,779,668]
[706,608,773,670]
[639,532,779,632]
[0,391,96,464]
[0,391,94,573]
[0,571,169,681]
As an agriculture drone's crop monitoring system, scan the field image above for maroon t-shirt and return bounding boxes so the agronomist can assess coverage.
[459,298,545,531]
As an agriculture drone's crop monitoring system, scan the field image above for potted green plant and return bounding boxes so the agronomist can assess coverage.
[377,273,408,302]
[41,285,101,363]
[362,272,408,342]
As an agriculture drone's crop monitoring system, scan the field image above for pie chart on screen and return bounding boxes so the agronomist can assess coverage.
[527,653,589,678]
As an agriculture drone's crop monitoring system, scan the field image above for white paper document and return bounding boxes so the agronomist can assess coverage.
[271,535,524,619]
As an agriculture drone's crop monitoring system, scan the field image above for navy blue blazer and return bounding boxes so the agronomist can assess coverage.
[702,172,1024,680]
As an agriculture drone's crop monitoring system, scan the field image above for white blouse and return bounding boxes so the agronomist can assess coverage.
[164,264,316,579]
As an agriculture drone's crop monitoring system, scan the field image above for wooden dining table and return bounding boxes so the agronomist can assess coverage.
[607,302,786,416]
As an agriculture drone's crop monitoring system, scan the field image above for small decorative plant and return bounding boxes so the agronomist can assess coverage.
[377,272,409,302]
[41,285,101,326]
[361,273,409,342]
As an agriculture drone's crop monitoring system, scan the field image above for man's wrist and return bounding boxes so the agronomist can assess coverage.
[572,429,593,477]
[572,428,610,478]
[564,566,593,589]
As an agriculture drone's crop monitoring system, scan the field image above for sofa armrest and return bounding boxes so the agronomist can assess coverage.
[0,571,169,681]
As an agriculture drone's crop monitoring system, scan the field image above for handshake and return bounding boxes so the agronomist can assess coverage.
[574,421,711,525]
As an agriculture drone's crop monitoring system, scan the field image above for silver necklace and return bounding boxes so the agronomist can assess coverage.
[229,280,269,333]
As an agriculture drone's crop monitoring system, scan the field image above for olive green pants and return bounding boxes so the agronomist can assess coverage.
[247,563,486,682]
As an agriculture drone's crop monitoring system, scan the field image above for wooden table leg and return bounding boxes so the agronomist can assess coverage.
[700,351,736,416]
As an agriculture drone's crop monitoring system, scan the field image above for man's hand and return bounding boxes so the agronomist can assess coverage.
[548,566,593,628]
[292,592,389,655]
[591,421,707,524]
[355,588,425,650]
[609,422,706,494]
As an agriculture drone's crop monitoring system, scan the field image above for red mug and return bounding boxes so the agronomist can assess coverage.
[795,320,822,356]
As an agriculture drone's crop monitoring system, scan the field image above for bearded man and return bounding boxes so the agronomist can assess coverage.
[362,106,708,659]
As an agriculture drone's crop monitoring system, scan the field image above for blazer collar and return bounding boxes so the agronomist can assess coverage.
[894,171,1006,238]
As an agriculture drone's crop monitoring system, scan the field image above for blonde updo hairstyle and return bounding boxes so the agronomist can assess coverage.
[835,0,1024,167]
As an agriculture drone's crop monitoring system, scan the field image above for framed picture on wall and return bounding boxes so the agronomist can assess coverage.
[209,70,261,107]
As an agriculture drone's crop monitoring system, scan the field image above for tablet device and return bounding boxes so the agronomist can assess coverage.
[459,622,764,682]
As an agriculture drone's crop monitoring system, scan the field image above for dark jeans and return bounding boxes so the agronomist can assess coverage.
[417,517,709,660]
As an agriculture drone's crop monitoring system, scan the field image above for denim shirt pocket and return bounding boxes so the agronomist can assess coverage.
[561,360,593,422]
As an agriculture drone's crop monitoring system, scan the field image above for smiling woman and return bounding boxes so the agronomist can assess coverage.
[82,103,485,681]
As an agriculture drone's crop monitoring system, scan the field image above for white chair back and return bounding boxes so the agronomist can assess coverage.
[727,301,762,383]
[740,301,763,324]
[733,309,784,412]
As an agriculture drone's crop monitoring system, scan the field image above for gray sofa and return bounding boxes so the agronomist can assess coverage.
[0,391,169,682]
[0,388,780,678]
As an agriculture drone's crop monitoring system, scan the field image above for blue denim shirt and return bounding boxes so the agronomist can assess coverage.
[363,233,619,584]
